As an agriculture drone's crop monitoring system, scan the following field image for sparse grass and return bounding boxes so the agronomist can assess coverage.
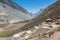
[0,16,55,37]
[0,24,9,28]
[0,20,40,37]
[0,0,60,38]
[0,30,17,37]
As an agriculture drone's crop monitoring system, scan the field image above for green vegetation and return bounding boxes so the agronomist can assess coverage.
[0,19,42,37]
[0,24,9,28]
[0,1,60,37]
[0,15,46,37]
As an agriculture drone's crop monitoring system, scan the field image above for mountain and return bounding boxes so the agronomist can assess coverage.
[33,9,44,18]
[0,0,32,24]
[38,0,60,19]
[0,0,29,14]
[31,0,60,18]
[37,0,60,22]
[0,0,60,37]
[18,1,60,39]
[19,0,60,31]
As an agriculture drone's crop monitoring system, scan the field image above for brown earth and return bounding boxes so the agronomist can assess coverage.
[39,32,60,40]
[48,32,60,40]
[4,22,29,30]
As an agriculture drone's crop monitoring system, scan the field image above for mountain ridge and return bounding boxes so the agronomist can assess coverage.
[0,0,29,14]
[38,0,60,20]
[0,0,32,24]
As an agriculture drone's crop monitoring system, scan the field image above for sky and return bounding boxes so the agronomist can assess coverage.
[12,0,57,13]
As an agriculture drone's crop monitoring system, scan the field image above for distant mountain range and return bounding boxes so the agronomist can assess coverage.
[32,9,44,18]
[0,0,32,24]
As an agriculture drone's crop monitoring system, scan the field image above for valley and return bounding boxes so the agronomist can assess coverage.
[0,0,60,40]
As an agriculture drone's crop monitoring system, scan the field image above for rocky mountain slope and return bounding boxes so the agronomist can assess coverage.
[25,0,60,40]
[0,0,32,24]
[0,0,29,14]
[38,0,60,19]
[0,0,60,38]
